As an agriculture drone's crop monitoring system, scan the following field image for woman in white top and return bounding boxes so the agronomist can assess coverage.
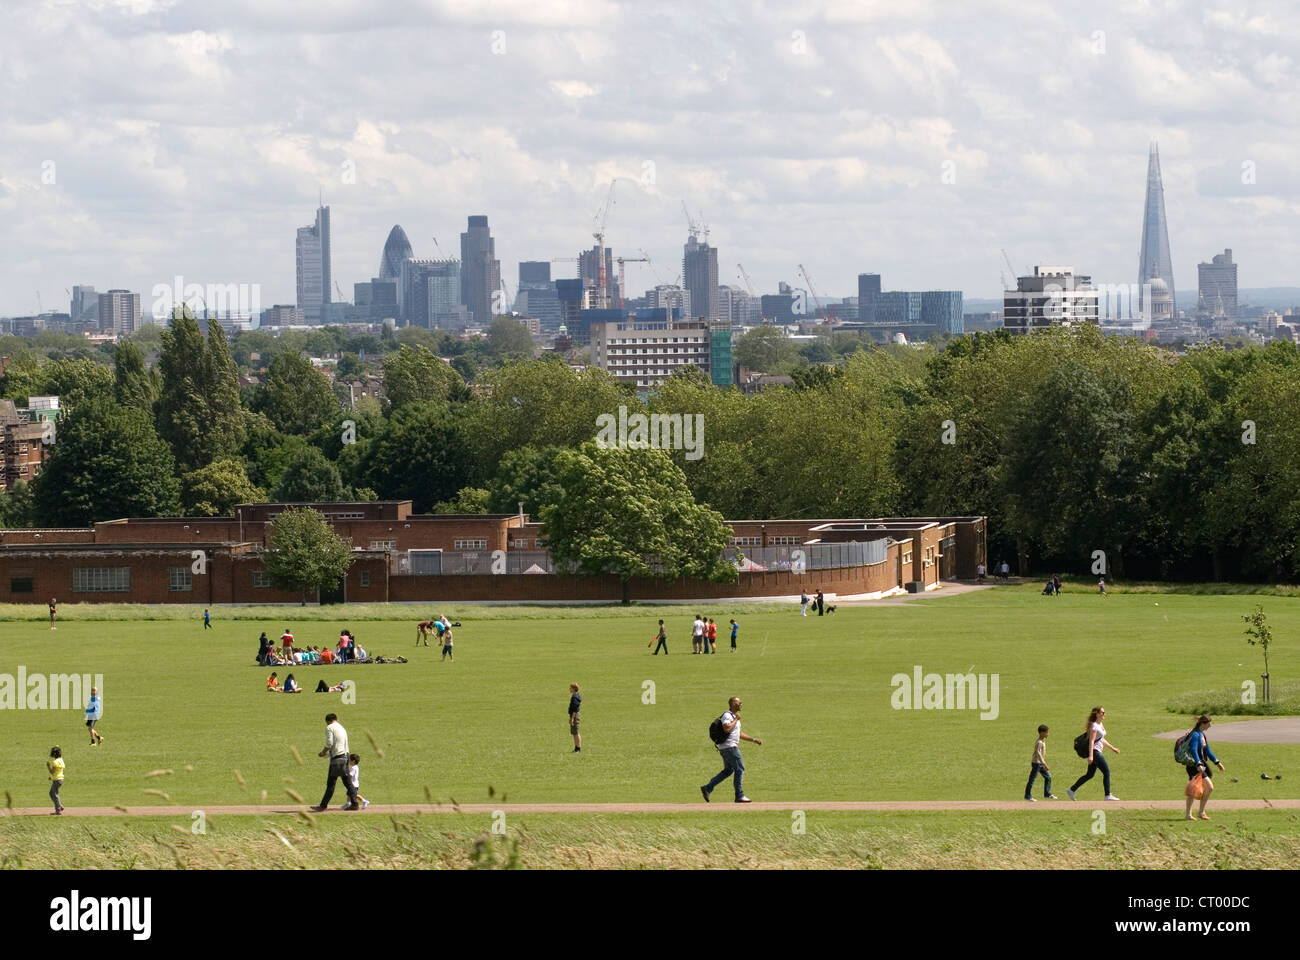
[1067,705,1121,800]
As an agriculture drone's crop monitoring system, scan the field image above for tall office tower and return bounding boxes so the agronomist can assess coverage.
[97,290,141,335]
[1197,249,1238,320]
[519,261,551,287]
[1002,266,1099,333]
[579,246,620,307]
[516,262,562,330]
[459,215,501,325]
[401,259,461,328]
[70,285,97,323]
[379,225,413,280]
[857,273,881,324]
[296,204,332,324]
[682,235,719,320]
[1137,142,1175,316]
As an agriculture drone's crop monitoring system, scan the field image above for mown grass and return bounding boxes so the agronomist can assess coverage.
[2,810,1296,869]
[1165,679,1300,717]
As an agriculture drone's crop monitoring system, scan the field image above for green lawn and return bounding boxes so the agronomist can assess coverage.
[2,586,1296,813]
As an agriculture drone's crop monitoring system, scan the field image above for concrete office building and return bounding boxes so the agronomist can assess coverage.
[683,235,720,320]
[590,316,720,390]
[295,204,331,324]
[1197,249,1238,321]
[459,215,501,326]
[401,259,462,329]
[857,273,881,324]
[70,285,98,323]
[1002,266,1099,333]
[97,290,141,335]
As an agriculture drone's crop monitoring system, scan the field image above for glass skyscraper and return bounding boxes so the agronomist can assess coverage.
[1138,142,1175,316]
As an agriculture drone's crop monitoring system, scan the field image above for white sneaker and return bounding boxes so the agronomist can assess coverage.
[1046,795,1059,800]
[1026,796,1038,802]
[362,799,370,809]
[1104,794,1121,801]
[1066,788,1076,800]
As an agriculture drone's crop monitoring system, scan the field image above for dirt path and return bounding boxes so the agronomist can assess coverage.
[1153,717,1300,743]
[6,798,1299,817]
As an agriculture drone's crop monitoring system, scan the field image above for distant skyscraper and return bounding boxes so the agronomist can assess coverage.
[98,290,141,335]
[1003,266,1099,333]
[296,204,331,324]
[682,235,719,320]
[459,215,501,325]
[379,225,413,280]
[70,285,97,323]
[1138,142,1175,316]
[519,261,551,287]
[401,259,461,329]
[920,291,964,334]
[1197,249,1238,320]
[579,245,620,308]
[857,274,881,324]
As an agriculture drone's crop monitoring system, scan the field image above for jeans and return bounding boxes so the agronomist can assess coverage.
[319,756,358,807]
[1025,763,1052,798]
[50,779,63,812]
[653,638,667,654]
[705,746,745,800]
[1070,752,1111,795]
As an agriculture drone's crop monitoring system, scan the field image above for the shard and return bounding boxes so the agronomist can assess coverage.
[1137,142,1175,316]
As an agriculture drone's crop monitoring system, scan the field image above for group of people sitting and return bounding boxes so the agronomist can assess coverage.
[266,672,351,694]
[257,629,368,667]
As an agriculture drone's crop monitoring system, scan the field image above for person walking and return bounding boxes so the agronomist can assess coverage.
[1097,577,1107,596]
[84,686,103,746]
[1052,575,1062,596]
[800,591,809,616]
[440,626,454,661]
[816,589,825,616]
[650,620,668,655]
[1000,560,1010,581]
[700,696,763,804]
[203,608,211,630]
[48,746,65,815]
[568,683,582,753]
[1067,706,1120,801]
[49,598,57,630]
[976,563,985,584]
[1184,714,1226,821]
[729,619,738,652]
[1024,725,1057,801]
[311,713,359,811]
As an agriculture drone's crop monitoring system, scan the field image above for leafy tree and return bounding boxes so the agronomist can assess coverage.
[1242,605,1275,702]
[486,445,568,516]
[383,344,465,411]
[181,458,266,516]
[362,401,472,512]
[0,479,36,528]
[33,397,181,525]
[486,317,536,358]
[156,309,244,473]
[113,339,159,412]
[541,442,736,604]
[276,448,347,502]
[432,487,491,514]
[733,325,801,375]
[258,507,354,605]
[4,354,113,406]
[252,352,340,435]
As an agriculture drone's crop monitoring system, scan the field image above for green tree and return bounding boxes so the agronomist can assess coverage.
[486,445,567,516]
[258,507,354,604]
[4,354,113,406]
[362,401,472,512]
[181,458,266,516]
[382,344,465,411]
[733,325,801,375]
[276,448,346,503]
[252,353,340,435]
[541,442,736,604]
[486,317,536,358]
[0,479,36,528]
[156,309,244,473]
[113,339,159,412]
[33,397,181,525]
[1242,605,1275,702]
[432,487,491,514]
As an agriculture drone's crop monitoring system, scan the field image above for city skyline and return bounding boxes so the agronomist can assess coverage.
[1,1,1298,317]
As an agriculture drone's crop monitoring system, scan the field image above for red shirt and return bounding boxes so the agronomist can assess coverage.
[707,623,717,640]
[281,633,294,645]
[320,649,335,663]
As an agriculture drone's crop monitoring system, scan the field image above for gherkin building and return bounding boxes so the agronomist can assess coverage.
[379,225,413,280]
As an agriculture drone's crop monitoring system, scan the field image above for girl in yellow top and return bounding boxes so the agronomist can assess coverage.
[48,746,65,815]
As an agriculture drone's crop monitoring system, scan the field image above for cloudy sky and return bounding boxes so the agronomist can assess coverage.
[1,0,1297,317]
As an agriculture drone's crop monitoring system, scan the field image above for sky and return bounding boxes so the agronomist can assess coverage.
[1,0,1297,317]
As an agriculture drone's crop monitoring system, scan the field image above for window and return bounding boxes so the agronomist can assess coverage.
[72,567,130,593]
[359,570,371,588]
[169,567,192,592]
[730,536,761,547]
[368,540,397,552]
[513,539,530,549]
[902,551,913,564]
[769,536,800,545]
[252,570,273,588]
[455,539,487,550]
[327,512,364,521]
[10,577,33,593]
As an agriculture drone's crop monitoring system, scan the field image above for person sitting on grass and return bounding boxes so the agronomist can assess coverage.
[283,673,303,694]
[267,672,281,692]
[353,642,367,661]
[320,646,335,664]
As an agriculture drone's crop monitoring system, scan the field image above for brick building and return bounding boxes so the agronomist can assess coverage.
[0,502,986,605]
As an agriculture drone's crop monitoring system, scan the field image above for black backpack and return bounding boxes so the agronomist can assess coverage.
[708,715,729,744]
[1073,731,1093,759]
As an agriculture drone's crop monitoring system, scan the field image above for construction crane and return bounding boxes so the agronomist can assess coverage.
[432,237,446,259]
[736,263,757,298]
[638,249,666,287]
[334,281,345,302]
[681,202,710,244]
[796,264,831,325]
[591,179,620,309]
[1001,249,1023,284]
[614,257,648,309]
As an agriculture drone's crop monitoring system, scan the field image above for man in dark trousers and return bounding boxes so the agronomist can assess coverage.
[568,683,582,752]
[311,713,359,811]
[816,589,825,616]
[701,696,763,803]
[650,620,668,655]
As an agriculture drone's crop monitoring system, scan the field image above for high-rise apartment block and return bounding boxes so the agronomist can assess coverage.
[1002,266,1099,333]
[97,289,141,335]
[590,316,730,390]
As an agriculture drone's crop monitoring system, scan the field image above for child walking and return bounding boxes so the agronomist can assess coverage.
[441,626,454,661]
[336,754,369,809]
[1024,725,1057,801]
[48,746,65,814]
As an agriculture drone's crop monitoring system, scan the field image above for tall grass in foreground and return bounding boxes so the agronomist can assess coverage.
[1165,679,1300,716]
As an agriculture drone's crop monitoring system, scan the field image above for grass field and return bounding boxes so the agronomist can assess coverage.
[2,584,1297,867]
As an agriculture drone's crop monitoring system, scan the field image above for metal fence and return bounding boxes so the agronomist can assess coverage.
[389,539,889,577]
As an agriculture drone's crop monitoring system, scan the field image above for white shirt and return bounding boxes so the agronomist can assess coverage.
[324,721,349,758]
[347,765,360,789]
[692,618,704,637]
[1089,722,1105,755]
[717,710,740,751]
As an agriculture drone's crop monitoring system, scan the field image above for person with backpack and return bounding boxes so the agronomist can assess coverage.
[1180,714,1225,820]
[1066,706,1120,801]
[700,696,762,803]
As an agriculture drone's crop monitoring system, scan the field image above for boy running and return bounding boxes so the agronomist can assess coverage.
[336,754,369,809]
[85,687,103,745]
